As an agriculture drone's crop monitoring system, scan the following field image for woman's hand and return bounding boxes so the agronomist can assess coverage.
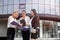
[15,25,19,29]
[32,29,36,33]
[20,23,23,27]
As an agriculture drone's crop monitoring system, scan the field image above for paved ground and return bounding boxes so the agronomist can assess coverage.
[14,38,60,40]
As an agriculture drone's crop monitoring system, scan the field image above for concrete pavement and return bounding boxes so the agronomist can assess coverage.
[14,38,60,40]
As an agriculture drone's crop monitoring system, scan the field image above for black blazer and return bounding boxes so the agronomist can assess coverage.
[31,16,40,29]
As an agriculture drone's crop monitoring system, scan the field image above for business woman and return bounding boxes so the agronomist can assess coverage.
[19,10,30,40]
[7,11,19,40]
[30,9,40,40]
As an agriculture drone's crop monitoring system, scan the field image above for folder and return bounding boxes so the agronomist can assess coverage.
[11,21,20,26]
[20,19,26,26]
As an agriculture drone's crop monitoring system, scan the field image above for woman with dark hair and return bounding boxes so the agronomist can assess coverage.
[30,9,40,40]
[19,10,30,40]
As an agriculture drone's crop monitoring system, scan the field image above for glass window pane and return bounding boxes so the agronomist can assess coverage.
[45,5,50,14]
[14,0,19,4]
[51,9,56,15]
[32,0,38,3]
[0,6,2,14]
[51,6,56,15]
[45,0,50,4]
[56,0,59,6]
[14,5,19,12]
[39,5,44,13]
[0,0,3,6]
[51,5,55,10]
[51,0,55,5]
[3,0,8,5]
[26,0,31,3]
[8,5,13,14]
[32,4,39,13]
[56,7,59,15]
[3,6,7,14]
[26,4,32,13]
[39,0,44,4]
[20,0,26,4]
[8,0,14,4]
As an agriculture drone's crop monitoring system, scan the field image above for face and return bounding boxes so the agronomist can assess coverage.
[22,11,26,17]
[13,11,19,18]
[31,11,34,16]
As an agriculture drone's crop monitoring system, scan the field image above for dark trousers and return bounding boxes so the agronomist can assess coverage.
[7,28,15,40]
[21,30,30,40]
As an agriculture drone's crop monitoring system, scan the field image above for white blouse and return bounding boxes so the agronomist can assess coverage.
[19,16,30,28]
[7,16,17,28]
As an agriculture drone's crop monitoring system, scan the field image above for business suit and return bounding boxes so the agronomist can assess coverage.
[31,16,40,39]
[7,16,17,40]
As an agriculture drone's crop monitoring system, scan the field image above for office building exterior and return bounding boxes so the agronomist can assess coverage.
[0,0,60,40]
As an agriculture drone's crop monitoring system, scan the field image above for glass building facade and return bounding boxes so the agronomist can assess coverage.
[0,0,60,15]
[0,0,60,40]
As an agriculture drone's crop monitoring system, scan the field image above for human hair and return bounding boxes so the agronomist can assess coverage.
[22,10,26,13]
[31,9,40,27]
[31,9,37,16]
[13,11,18,14]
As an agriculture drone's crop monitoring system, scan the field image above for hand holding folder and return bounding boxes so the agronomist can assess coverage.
[20,19,26,26]
[11,21,20,27]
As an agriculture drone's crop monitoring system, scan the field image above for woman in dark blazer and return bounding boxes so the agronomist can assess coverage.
[30,9,40,40]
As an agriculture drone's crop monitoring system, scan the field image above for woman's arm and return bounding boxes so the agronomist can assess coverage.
[26,16,31,26]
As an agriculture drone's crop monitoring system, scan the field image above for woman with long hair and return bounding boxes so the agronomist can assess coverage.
[30,9,40,40]
[19,10,30,40]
